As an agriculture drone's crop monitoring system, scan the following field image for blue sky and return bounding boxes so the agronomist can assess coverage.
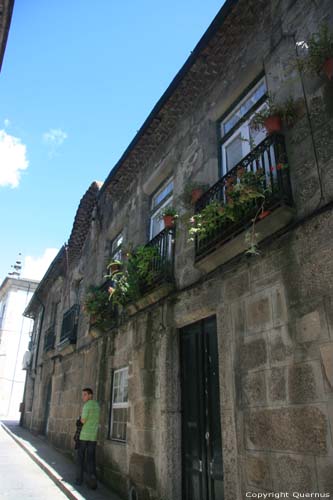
[0,0,224,283]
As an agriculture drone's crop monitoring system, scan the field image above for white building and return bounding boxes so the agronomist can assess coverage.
[0,277,39,419]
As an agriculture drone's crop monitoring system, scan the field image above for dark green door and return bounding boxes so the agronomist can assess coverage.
[180,316,224,500]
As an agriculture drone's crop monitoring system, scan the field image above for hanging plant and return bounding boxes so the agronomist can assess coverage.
[83,286,114,331]
[159,206,178,228]
[298,23,333,80]
[251,95,297,134]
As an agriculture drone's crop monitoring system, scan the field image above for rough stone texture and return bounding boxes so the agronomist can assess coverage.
[320,343,333,389]
[245,453,272,490]
[245,406,328,454]
[21,1,333,498]
[271,454,317,493]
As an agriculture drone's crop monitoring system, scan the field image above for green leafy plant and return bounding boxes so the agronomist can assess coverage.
[251,95,297,131]
[83,286,114,331]
[298,23,333,75]
[159,206,178,218]
[106,245,161,305]
[188,166,276,255]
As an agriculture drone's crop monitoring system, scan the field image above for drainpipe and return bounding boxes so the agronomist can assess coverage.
[33,294,45,374]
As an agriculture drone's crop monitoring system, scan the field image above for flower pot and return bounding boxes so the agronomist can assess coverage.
[264,115,282,134]
[323,58,333,80]
[163,215,175,228]
[191,188,203,204]
[109,263,122,274]
[258,209,271,220]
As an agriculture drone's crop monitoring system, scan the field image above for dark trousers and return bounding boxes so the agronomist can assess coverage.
[76,440,97,480]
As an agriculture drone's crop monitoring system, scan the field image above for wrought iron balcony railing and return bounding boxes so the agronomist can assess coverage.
[195,133,293,260]
[60,304,80,344]
[142,226,175,293]
[44,326,56,352]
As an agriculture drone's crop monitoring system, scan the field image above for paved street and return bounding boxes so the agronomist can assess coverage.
[0,423,67,499]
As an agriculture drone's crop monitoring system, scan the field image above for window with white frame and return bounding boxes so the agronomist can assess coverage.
[110,232,123,262]
[110,367,128,442]
[149,178,173,239]
[219,78,267,176]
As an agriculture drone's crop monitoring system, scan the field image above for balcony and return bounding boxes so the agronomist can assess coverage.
[126,227,175,315]
[194,134,294,271]
[59,304,79,344]
[44,326,55,352]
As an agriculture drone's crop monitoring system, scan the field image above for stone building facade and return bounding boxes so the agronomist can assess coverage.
[22,1,333,499]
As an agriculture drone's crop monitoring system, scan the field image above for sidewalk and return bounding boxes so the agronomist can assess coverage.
[0,420,121,500]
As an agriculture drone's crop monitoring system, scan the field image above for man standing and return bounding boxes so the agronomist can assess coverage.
[75,387,100,489]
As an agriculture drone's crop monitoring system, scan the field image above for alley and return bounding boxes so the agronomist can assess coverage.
[0,423,67,500]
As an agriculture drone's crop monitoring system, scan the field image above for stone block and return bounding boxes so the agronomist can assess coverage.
[221,409,241,500]
[271,453,317,493]
[246,292,273,334]
[320,343,333,390]
[133,400,156,429]
[296,310,326,343]
[224,271,250,302]
[245,406,328,454]
[288,361,324,403]
[242,370,267,407]
[135,429,156,455]
[316,457,333,496]
[271,285,288,328]
[245,453,272,490]
[140,371,156,399]
[129,453,157,489]
[268,367,287,403]
[267,326,294,366]
[240,337,268,372]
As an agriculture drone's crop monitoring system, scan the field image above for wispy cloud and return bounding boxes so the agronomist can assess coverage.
[0,130,29,188]
[22,248,59,281]
[4,118,10,128]
[43,128,68,157]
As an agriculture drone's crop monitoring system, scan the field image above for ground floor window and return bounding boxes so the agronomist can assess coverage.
[110,367,128,442]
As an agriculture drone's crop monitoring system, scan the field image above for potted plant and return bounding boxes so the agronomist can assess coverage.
[251,95,297,134]
[182,182,209,207]
[299,23,333,80]
[107,259,122,275]
[159,206,178,228]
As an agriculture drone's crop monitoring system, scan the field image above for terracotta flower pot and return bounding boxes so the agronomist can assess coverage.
[163,215,175,228]
[109,263,122,274]
[264,115,282,134]
[323,58,333,80]
[191,188,203,204]
[258,209,271,220]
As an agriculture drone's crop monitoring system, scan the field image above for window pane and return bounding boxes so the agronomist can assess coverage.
[222,80,266,136]
[152,180,173,209]
[225,135,243,171]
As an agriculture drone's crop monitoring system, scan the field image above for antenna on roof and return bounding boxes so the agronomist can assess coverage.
[8,253,22,278]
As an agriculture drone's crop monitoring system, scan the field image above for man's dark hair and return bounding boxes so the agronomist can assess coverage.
[82,387,93,395]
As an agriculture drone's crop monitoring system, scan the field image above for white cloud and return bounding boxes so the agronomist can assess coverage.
[4,118,10,128]
[0,130,29,188]
[42,128,68,158]
[22,248,59,281]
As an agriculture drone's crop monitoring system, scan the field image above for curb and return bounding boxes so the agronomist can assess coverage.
[0,422,85,500]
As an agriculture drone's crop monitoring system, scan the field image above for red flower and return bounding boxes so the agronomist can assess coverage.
[277,163,283,170]
[258,210,271,220]
[270,166,275,172]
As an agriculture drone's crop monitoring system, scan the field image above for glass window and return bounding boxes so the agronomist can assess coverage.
[150,179,173,239]
[111,233,123,262]
[110,367,128,442]
[219,78,267,175]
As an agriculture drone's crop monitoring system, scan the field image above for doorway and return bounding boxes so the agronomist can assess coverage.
[180,316,224,500]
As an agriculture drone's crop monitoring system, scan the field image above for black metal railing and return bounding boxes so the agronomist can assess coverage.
[195,133,292,259]
[44,326,56,352]
[142,226,175,293]
[60,304,80,344]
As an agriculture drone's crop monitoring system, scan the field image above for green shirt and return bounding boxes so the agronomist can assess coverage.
[80,399,100,441]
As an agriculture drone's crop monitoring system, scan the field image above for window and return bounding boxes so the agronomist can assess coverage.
[150,178,173,239]
[219,78,267,175]
[111,232,123,262]
[110,367,128,442]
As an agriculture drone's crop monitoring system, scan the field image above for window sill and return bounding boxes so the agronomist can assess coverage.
[195,205,295,273]
[56,338,76,355]
[126,282,174,316]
